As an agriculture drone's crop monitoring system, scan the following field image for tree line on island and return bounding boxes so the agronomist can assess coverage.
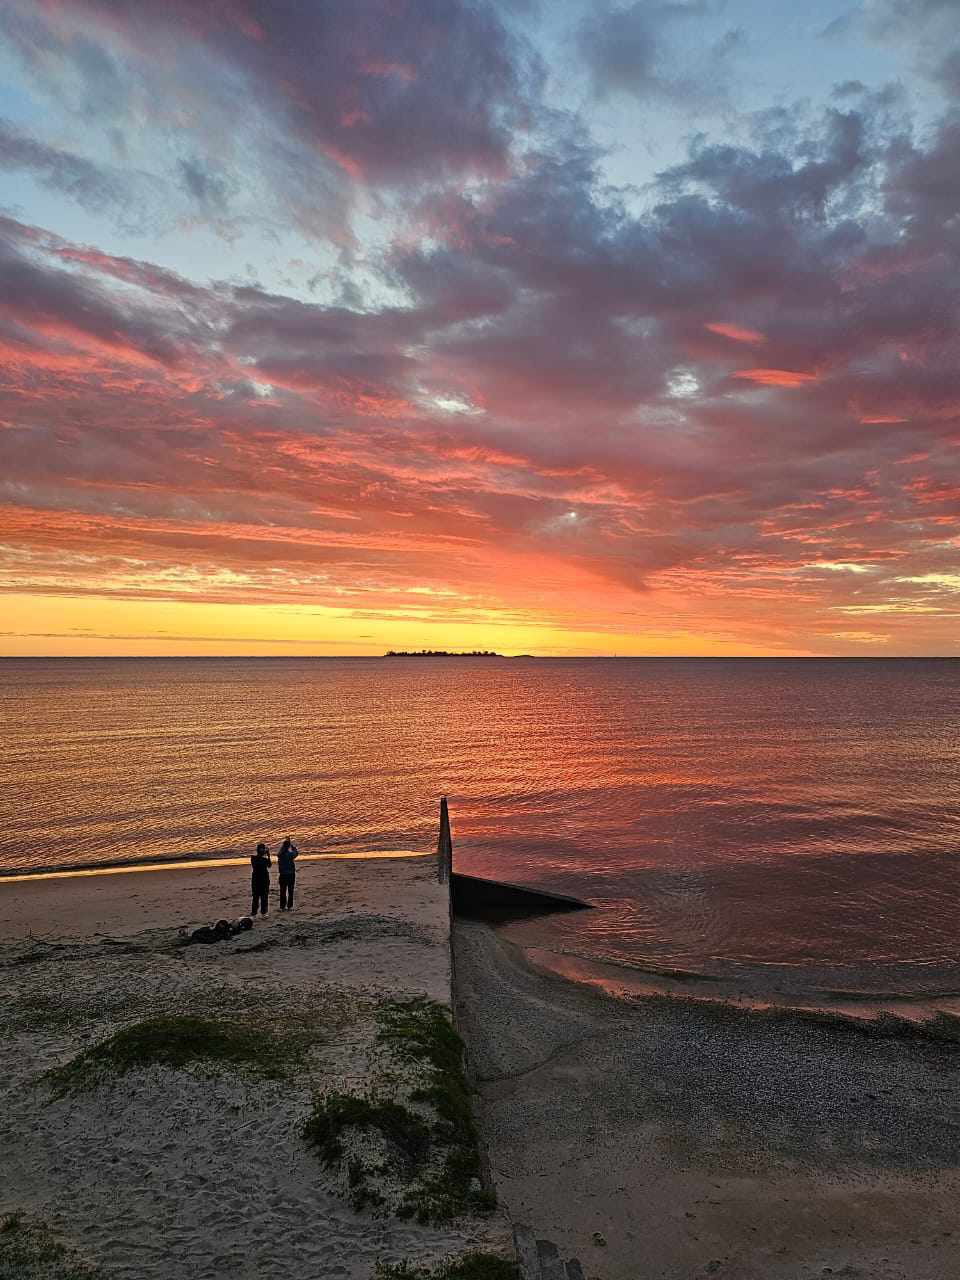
[383,649,502,657]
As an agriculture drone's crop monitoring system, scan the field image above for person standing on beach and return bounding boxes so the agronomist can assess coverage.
[250,842,271,916]
[277,836,299,911]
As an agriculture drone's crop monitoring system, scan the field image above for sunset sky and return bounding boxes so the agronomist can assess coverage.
[1,0,958,656]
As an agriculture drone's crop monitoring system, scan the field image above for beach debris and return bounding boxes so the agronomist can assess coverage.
[535,1239,563,1280]
[513,1226,587,1279]
[513,1224,540,1275]
[186,917,252,945]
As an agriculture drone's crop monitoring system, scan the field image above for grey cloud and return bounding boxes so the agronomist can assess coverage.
[864,0,960,37]
[0,119,141,221]
[0,5,130,122]
[177,157,232,212]
[844,0,960,98]
[661,107,876,220]
[578,1,745,108]
[5,0,544,194]
[0,226,205,366]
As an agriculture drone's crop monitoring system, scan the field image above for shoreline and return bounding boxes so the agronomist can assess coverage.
[516,942,960,1027]
[454,916,960,1279]
[0,851,433,940]
[0,848,431,883]
[492,901,960,1024]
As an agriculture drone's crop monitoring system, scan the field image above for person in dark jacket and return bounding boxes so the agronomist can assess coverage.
[277,836,299,911]
[250,842,271,916]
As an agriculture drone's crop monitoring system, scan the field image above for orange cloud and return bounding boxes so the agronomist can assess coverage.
[705,322,766,344]
[732,368,819,388]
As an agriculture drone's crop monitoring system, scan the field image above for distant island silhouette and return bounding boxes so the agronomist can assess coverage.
[383,649,502,657]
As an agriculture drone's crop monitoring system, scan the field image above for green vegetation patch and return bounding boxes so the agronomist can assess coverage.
[306,1093,431,1170]
[374,1253,517,1280]
[304,998,495,1224]
[0,1213,103,1280]
[46,1015,315,1092]
[378,998,492,1222]
[376,998,468,1088]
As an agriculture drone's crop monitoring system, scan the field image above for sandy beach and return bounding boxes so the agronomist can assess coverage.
[0,855,512,1279]
[455,918,960,1280]
[7,855,960,1279]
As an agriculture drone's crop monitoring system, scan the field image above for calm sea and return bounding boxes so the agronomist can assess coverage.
[3,657,960,998]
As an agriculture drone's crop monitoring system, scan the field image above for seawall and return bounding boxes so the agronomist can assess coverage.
[446,858,592,1279]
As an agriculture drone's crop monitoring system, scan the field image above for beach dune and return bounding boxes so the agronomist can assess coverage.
[1,855,512,1280]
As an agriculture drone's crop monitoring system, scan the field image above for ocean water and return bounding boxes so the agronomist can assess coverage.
[3,656,960,998]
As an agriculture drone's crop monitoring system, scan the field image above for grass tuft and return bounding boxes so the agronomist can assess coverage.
[377,998,491,1223]
[304,997,495,1224]
[46,1015,313,1092]
[305,1092,431,1169]
[0,1213,103,1279]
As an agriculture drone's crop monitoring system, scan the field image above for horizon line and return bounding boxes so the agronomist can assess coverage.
[2,653,959,661]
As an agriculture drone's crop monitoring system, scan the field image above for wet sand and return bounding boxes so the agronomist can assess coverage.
[454,918,960,1280]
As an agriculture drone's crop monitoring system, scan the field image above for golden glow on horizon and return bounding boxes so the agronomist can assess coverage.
[0,591,802,658]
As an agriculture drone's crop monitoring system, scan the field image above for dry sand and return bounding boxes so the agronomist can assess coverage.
[0,855,512,1279]
[454,918,960,1280]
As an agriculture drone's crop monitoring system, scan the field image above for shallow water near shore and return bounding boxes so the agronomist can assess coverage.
[4,655,960,1002]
